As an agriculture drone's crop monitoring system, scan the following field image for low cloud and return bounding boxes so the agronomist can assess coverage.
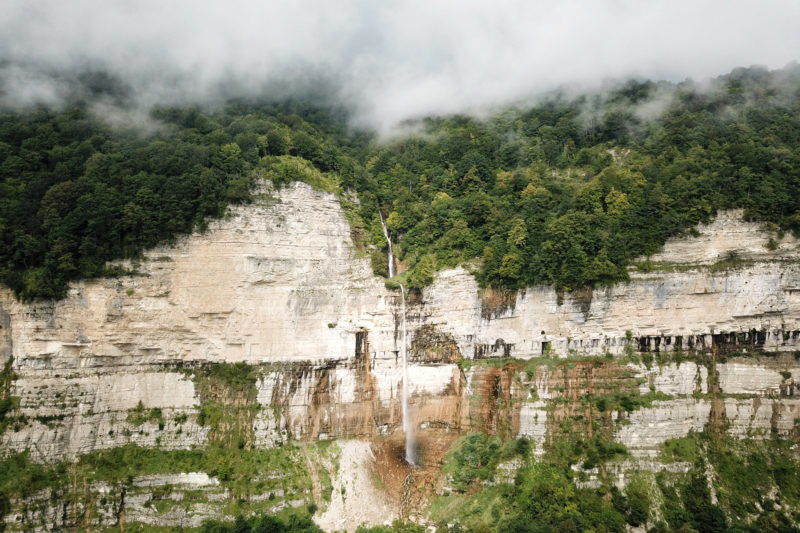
[1,0,798,132]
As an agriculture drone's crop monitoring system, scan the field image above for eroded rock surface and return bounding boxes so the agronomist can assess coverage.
[1,182,800,531]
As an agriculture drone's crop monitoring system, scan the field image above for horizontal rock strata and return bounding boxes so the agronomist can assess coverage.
[1,182,799,530]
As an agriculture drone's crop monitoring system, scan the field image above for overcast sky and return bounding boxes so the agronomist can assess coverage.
[1,0,798,131]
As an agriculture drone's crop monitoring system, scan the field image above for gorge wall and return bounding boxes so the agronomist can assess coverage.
[1,182,799,530]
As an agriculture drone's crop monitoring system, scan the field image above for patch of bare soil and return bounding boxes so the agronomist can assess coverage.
[371,432,458,524]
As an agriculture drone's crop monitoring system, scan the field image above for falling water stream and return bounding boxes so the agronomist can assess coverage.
[379,212,395,278]
[380,211,414,464]
[400,284,415,465]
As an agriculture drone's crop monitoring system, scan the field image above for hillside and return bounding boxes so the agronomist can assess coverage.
[0,65,799,532]
[2,65,800,300]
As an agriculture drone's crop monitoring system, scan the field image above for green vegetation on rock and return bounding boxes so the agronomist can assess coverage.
[198,513,323,533]
[425,429,800,533]
[0,443,324,530]
[0,357,18,436]
[190,362,260,450]
[3,65,800,298]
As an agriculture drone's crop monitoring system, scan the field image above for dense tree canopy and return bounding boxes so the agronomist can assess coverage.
[0,100,360,299]
[1,65,800,299]
[359,66,800,291]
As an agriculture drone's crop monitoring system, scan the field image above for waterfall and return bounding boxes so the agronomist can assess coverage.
[400,284,415,465]
[380,210,414,463]
[379,212,395,278]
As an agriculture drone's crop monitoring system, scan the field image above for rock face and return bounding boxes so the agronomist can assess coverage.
[1,182,800,530]
[2,183,395,366]
[3,368,207,461]
[0,183,471,473]
[424,265,800,361]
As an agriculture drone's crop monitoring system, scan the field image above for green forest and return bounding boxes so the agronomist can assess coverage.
[1,65,800,300]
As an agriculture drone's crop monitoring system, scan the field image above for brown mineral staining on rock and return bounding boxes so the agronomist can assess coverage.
[2,185,800,531]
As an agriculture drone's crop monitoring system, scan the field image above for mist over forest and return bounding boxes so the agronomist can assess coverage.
[2,0,800,132]
[3,3,800,533]
[2,1,800,301]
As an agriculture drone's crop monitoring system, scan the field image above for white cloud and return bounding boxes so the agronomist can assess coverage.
[1,0,797,131]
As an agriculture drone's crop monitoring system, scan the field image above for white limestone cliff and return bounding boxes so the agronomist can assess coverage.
[1,181,800,531]
[1,182,799,461]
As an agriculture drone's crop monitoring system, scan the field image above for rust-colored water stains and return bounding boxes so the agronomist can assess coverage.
[468,365,521,439]
[462,359,639,451]
[265,331,468,444]
[263,334,645,472]
[406,367,469,435]
[544,361,639,447]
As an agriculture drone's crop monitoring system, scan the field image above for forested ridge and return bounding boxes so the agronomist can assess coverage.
[1,64,800,300]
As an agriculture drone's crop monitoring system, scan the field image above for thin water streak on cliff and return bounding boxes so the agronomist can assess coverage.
[400,284,415,465]
[380,212,395,278]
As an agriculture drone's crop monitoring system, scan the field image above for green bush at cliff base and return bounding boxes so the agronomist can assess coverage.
[199,512,322,533]
[0,443,316,520]
[430,434,625,532]
[426,414,800,532]
[659,435,700,463]
[500,463,627,533]
[356,521,428,533]
[443,433,504,492]
[0,451,64,499]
